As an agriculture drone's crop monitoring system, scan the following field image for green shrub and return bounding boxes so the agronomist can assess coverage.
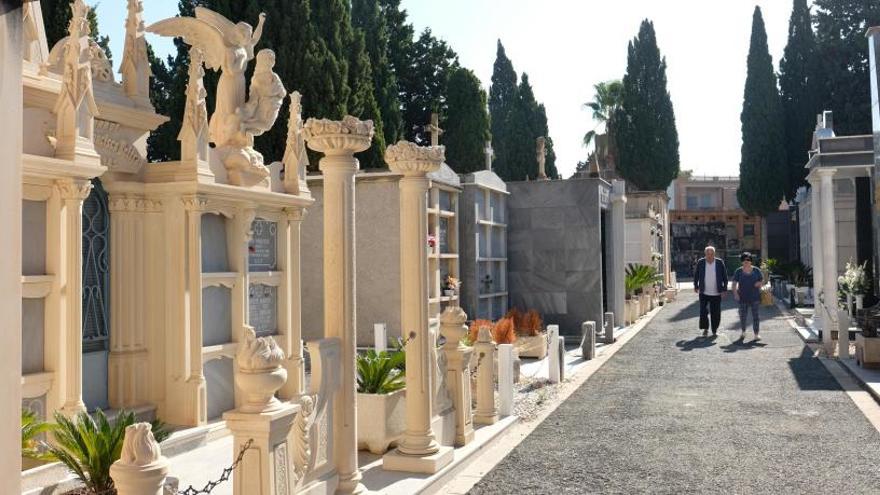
[625,264,660,297]
[41,409,171,494]
[357,350,406,394]
[21,409,52,460]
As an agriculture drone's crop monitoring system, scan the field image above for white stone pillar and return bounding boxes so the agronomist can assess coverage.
[548,324,560,384]
[279,208,306,399]
[304,116,373,494]
[808,176,824,337]
[57,180,93,416]
[0,7,23,488]
[110,423,169,495]
[439,307,474,446]
[498,344,514,417]
[473,327,498,425]
[610,180,627,327]
[382,140,453,473]
[374,323,387,353]
[183,197,207,423]
[819,169,843,356]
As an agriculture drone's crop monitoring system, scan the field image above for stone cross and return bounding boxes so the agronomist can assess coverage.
[536,136,547,180]
[426,112,444,147]
[484,141,494,171]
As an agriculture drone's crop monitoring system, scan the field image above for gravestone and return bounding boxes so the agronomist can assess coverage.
[249,284,278,337]
[248,219,277,272]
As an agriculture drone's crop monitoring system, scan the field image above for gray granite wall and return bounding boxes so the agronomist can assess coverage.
[507,179,607,337]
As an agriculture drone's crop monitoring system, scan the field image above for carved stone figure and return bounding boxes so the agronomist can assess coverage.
[148,8,274,185]
[235,328,288,413]
[536,136,547,179]
[282,91,310,195]
[120,0,152,107]
[119,423,161,466]
[237,327,285,371]
[178,49,210,164]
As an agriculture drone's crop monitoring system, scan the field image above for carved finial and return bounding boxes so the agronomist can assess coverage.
[179,49,209,164]
[237,327,285,371]
[120,0,152,107]
[282,91,310,195]
[119,423,162,467]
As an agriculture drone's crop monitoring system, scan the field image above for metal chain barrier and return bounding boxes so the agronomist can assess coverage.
[177,438,254,495]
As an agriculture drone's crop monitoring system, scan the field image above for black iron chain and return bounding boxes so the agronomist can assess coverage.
[177,438,254,495]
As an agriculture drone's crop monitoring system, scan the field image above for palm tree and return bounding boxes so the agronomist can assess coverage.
[582,80,623,148]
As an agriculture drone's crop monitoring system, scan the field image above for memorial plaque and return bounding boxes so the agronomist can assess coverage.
[249,284,278,337]
[599,185,610,209]
[249,219,277,272]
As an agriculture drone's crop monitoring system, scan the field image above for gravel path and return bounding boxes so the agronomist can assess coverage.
[469,292,880,494]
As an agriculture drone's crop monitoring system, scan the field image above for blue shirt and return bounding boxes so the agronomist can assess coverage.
[733,267,763,303]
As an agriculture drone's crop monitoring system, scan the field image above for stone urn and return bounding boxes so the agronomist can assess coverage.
[235,327,288,413]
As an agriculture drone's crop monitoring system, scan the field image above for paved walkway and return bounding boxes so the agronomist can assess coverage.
[469,292,880,494]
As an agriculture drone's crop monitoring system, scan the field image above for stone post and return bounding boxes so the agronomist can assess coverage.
[279,208,306,400]
[548,324,560,384]
[604,312,616,344]
[304,116,373,494]
[818,168,842,356]
[439,306,474,446]
[382,141,453,473]
[807,175,824,336]
[473,327,498,425]
[610,180,627,327]
[581,321,596,360]
[0,5,23,487]
[224,329,299,495]
[110,423,170,495]
[374,323,387,353]
[57,180,93,416]
[498,344,514,417]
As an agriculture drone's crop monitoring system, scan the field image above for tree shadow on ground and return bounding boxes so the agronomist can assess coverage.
[720,337,768,353]
[675,335,717,351]
[668,299,701,322]
[787,346,842,391]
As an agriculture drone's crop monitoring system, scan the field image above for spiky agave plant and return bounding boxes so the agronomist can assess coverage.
[356,350,406,394]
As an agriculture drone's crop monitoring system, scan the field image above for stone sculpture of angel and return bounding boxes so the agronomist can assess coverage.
[147,7,266,148]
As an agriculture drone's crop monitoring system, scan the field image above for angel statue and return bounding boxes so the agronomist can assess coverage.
[148,8,284,185]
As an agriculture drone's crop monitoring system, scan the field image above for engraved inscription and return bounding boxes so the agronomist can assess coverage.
[249,284,278,337]
[248,219,277,272]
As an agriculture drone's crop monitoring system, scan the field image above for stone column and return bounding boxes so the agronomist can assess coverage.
[609,180,627,327]
[473,326,498,425]
[808,175,824,336]
[869,27,880,296]
[439,306,474,446]
[304,116,373,494]
[0,7,23,487]
[383,141,453,473]
[279,208,306,399]
[183,197,207,423]
[110,423,170,495]
[57,179,93,416]
[819,169,841,356]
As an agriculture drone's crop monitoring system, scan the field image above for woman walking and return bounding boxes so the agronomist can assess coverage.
[732,252,764,341]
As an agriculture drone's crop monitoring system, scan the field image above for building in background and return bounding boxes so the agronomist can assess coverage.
[668,174,765,277]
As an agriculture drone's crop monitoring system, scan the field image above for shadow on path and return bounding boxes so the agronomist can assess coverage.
[788,347,842,391]
[720,338,768,353]
[676,335,717,351]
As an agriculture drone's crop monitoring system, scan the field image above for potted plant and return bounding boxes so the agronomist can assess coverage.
[21,409,51,470]
[37,409,170,494]
[356,349,406,454]
[513,309,548,359]
[443,275,459,298]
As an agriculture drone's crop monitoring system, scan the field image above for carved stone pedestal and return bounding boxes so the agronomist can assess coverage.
[440,307,474,446]
[224,404,299,495]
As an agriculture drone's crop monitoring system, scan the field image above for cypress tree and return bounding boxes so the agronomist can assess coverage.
[814,0,880,136]
[737,6,787,250]
[489,40,518,172]
[611,20,680,191]
[520,75,558,179]
[779,0,822,202]
[443,67,490,173]
[347,26,387,168]
[501,90,535,181]
[398,28,458,144]
[353,0,402,147]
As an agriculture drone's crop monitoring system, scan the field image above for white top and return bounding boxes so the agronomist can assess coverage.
[703,260,719,296]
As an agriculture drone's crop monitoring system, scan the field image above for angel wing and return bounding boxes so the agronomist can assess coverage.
[146,17,226,70]
[195,7,241,41]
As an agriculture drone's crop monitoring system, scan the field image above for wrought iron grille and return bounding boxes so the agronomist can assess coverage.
[82,179,110,353]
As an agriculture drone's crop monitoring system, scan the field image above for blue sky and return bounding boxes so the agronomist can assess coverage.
[96,1,796,179]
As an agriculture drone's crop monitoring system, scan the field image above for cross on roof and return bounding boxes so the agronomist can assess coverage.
[425,112,443,147]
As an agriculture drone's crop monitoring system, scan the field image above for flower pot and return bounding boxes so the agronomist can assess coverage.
[514,333,548,359]
[443,289,455,297]
[234,367,287,413]
[856,333,880,369]
[357,388,406,454]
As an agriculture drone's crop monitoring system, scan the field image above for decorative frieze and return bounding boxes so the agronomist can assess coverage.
[94,120,147,174]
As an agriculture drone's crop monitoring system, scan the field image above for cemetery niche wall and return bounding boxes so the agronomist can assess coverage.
[506,177,626,337]
[301,165,461,345]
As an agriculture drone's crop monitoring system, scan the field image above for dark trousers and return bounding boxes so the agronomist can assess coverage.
[699,294,722,332]
[738,300,760,333]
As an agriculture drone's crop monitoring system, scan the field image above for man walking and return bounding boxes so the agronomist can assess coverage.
[693,246,727,336]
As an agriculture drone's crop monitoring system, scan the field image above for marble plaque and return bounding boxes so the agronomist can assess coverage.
[599,185,610,209]
[249,284,278,337]
[249,219,277,272]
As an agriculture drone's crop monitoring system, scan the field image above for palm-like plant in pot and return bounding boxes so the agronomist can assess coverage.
[356,349,407,454]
